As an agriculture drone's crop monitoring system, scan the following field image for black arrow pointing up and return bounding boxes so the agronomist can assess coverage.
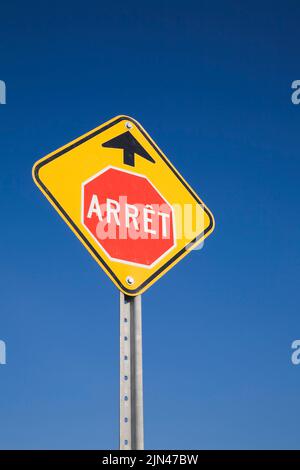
[102,131,155,167]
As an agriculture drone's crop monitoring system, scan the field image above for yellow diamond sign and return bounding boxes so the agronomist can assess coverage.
[32,115,214,295]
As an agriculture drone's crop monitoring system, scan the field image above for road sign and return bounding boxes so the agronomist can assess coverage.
[82,167,175,267]
[32,115,214,296]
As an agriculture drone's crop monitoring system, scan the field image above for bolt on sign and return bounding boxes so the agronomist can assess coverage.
[32,116,214,295]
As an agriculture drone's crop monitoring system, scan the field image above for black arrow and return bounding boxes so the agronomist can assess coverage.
[102,131,155,167]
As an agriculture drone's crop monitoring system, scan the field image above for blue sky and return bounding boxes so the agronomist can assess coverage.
[0,0,300,449]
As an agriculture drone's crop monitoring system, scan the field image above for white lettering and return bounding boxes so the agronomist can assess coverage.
[106,198,120,225]
[158,211,170,237]
[125,204,139,230]
[143,205,156,234]
[87,194,103,220]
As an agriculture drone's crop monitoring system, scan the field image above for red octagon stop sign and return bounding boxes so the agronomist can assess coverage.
[82,167,175,267]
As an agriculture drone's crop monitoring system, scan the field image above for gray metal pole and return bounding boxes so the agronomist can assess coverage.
[120,293,144,450]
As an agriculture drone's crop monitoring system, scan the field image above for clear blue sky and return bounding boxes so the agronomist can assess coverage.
[0,0,300,450]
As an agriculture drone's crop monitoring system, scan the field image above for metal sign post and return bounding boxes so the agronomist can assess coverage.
[120,293,144,450]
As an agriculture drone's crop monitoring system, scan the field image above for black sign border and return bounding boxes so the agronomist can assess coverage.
[34,115,214,295]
